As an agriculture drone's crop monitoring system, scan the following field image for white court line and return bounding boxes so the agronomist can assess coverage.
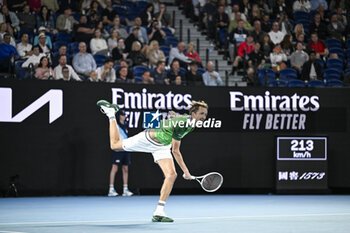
[0,213,350,226]
[0,231,27,233]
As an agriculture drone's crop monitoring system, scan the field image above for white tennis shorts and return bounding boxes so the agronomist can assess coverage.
[122,130,172,162]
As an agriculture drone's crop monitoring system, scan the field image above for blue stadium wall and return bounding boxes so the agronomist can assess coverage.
[0,79,350,196]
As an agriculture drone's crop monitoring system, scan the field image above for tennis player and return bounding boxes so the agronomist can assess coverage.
[97,99,208,222]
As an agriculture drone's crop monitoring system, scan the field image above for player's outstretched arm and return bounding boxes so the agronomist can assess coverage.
[171,139,192,180]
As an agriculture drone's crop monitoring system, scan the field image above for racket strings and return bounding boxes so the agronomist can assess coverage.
[202,174,222,191]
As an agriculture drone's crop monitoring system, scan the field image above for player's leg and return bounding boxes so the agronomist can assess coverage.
[122,165,133,196]
[108,164,119,196]
[97,100,123,150]
[152,158,176,222]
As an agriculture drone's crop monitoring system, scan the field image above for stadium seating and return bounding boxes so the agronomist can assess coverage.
[287,79,307,87]
[159,46,170,57]
[326,58,343,70]
[15,60,27,79]
[132,65,148,76]
[329,48,344,60]
[93,54,107,67]
[308,80,325,87]
[279,68,298,80]
[326,79,344,87]
[268,79,288,87]
[325,39,342,49]
[164,36,179,47]
[197,68,206,74]
[324,69,341,80]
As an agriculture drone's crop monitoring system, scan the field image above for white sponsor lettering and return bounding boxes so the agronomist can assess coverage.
[0,88,63,124]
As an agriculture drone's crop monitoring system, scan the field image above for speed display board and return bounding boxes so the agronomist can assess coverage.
[276,137,328,191]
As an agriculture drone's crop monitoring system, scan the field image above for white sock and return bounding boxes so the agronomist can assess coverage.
[123,184,128,191]
[109,184,114,191]
[155,200,166,215]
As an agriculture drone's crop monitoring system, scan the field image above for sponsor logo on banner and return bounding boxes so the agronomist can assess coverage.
[229,91,321,131]
[0,88,63,124]
[112,88,192,128]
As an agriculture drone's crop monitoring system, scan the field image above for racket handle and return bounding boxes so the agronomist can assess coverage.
[182,174,195,180]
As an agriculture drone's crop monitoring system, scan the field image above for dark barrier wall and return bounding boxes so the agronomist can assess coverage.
[1,79,350,195]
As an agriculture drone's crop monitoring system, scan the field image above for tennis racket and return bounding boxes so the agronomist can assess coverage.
[190,172,223,192]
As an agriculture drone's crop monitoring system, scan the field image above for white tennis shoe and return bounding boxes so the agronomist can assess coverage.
[100,105,116,118]
[108,189,118,197]
[122,189,133,196]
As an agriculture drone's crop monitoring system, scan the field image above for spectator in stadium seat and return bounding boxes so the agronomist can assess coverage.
[117,59,135,80]
[128,41,147,67]
[230,34,254,75]
[228,3,247,22]
[37,33,51,57]
[150,61,169,85]
[251,20,265,44]
[33,26,53,50]
[200,0,217,39]
[261,14,272,33]
[270,44,288,72]
[228,12,252,34]
[87,1,101,25]
[90,28,109,56]
[202,61,223,86]
[291,42,309,73]
[17,4,36,32]
[155,3,175,35]
[273,0,292,19]
[310,0,328,11]
[316,4,329,24]
[185,42,202,67]
[112,16,129,40]
[28,0,42,13]
[327,13,345,40]
[281,34,294,57]
[261,33,274,59]
[301,50,323,81]
[52,45,71,67]
[168,41,191,68]
[293,24,305,42]
[256,0,272,15]
[296,34,307,49]
[54,54,80,81]
[36,6,56,34]
[112,38,127,62]
[329,0,346,12]
[147,20,166,46]
[268,22,285,45]
[96,59,116,82]
[293,0,311,12]
[167,60,186,85]
[0,5,20,33]
[74,15,95,44]
[102,0,117,25]
[335,7,347,27]
[140,4,154,27]
[249,4,262,23]
[7,0,27,12]
[0,23,16,48]
[277,12,293,35]
[248,42,265,72]
[41,0,59,13]
[141,70,155,84]
[116,66,134,83]
[108,28,119,52]
[214,5,229,50]
[185,62,204,86]
[307,32,329,59]
[240,0,252,19]
[129,17,148,45]
[0,33,19,73]
[124,27,142,53]
[16,33,33,59]
[35,56,55,80]
[56,7,78,33]
[22,45,45,68]
[147,40,165,68]
[95,20,110,39]
[72,42,97,78]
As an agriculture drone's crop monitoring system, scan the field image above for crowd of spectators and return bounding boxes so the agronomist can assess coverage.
[1,0,350,86]
[182,0,350,86]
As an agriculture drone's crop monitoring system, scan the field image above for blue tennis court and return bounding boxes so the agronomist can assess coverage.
[1,195,350,233]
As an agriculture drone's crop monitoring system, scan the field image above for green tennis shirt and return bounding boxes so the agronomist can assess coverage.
[154,115,195,145]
